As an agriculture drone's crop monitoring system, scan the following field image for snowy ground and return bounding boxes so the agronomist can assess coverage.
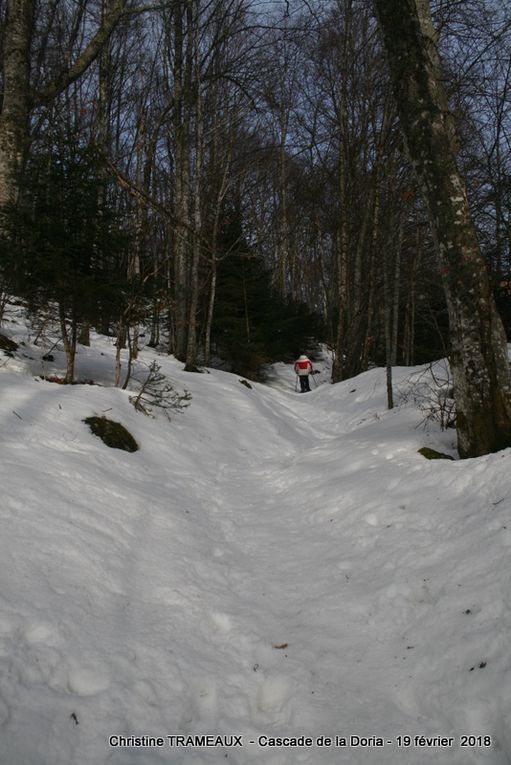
[1,306,511,765]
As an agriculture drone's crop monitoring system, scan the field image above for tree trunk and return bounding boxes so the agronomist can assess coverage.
[360,178,381,371]
[184,1,202,373]
[114,318,124,387]
[331,3,351,384]
[204,260,217,368]
[384,233,394,409]
[391,215,403,365]
[375,0,511,457]
[33,0,125,106]
[59,304,76,384]
[404,227,421,366]
[0,0,34,217]
[79,322,91,346]
[332,227,348,382]
[0,0,125,219]
[172,1,191,361]
[277,115,290,300]
[148,299,161,348]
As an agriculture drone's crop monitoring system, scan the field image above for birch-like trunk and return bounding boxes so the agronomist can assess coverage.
[0,0,34,217]
[391,215,403,365]
[403,227,421,366]
[331,15,350,384]
[203,124,233,368]
[59,304,77,384]
[0,0,125,219]
[360,178,381,371]
[277,114,290,300]
[375,0,511,457]
[172,1,191,361]
[184,2,203,373]
[383,233,394,409]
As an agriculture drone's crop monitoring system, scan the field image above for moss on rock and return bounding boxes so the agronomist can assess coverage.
[84,416,139,452]
[418,446,454,461]
[0,333,18,354]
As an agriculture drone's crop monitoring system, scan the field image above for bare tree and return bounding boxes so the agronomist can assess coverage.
[374,0,511,457]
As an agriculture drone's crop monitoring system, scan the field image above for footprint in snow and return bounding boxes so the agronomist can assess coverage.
[0,696,9,727]
[189,677,218,723]
[205,611,233,635]
[24,622,61,646]
[67,666,111,696]
[0,615,20,636]
[500,529,511,547]
[254,676,290,718]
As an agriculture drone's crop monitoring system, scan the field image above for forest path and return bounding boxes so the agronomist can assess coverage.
[0,357,499,765]
[133,379,450,765]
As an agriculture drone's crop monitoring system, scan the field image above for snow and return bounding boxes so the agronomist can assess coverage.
[1,307,511,764]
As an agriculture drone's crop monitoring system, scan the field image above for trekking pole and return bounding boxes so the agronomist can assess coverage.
[312,371,318,387]
[295,374,299,392]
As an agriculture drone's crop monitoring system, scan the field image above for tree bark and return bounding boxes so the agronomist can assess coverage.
[375,0,511,457]
[360,176,381,371]
[172,0,191,361]
[277,113,290,300]
[391,215,403,365]
[0,0,126,217]
[331,3,351,384]
[0,0,35,216]
[59,303,77,384]
[184,0,202,373]
[384,223,394,409]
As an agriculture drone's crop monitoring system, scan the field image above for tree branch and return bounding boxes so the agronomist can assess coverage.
[31,0,127,107]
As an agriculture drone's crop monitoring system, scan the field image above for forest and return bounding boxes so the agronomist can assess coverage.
[2,0,511,455]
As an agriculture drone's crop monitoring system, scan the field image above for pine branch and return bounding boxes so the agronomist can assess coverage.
[129,361,191,420]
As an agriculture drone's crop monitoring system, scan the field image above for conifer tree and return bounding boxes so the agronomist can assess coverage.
[2,134,130,382]
[212,211,323,378]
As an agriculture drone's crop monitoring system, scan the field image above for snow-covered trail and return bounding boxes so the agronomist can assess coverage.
[0,345,510,765]
[111,375,507,765]
[112,384,409,763]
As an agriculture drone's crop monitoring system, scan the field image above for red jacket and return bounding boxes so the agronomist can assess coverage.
[294,358,313,376]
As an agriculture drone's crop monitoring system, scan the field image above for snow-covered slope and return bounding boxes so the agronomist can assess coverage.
[0,312,510,765]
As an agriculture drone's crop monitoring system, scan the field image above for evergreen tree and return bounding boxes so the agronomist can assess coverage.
[1,134,130,381]
[211,211,324,378]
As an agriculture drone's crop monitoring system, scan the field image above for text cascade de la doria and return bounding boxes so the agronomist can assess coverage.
[108,733,493,750]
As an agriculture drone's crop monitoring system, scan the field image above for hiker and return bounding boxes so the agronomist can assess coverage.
[294,354,313,392]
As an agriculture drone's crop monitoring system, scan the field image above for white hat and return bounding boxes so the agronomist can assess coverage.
[298,355,308,360]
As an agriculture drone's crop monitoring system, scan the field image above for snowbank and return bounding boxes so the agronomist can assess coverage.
[0,307,510,764]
